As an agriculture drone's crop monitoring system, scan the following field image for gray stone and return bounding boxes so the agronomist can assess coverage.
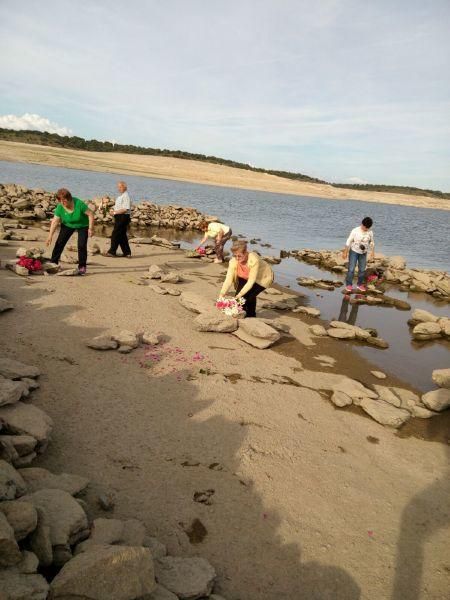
[432,368,450,389]
[410,308,439,324]
[160,271,183,283]
[421,389,450,412]
[371,371,387,380]
[19,467,89,496]
[13,550,40,574]
[0,435,37,458]
[0,511,22,567]
[365,336,389,349]
[193,311,238,333]
[0,379,28,407]
[373,385,401,408]
[118,345,134,353]
[145,584,178,599]
[309,324,328,336]
[148,264,165,279]
[0,403,53,447]
[332,378,378,402]
[0,358,40,380]
[149,283,169,295]
[179,291,214,314]
[144,536,167,559]
[293,306,321,317]
[155,556,216,600]
[233,318,280,349]
[0,460,27,500]
[142,332,161,345]
[412,322,442,340]
[330,391,353,407]
[30,507,53,567]
[50,545,156,599]
[112,330,140,349]
[360,398,410,428]
[86,335,119,350]
[0,570,49,599]
[56,268,79,276]
[0,500,38,541]
[20,377,40,391]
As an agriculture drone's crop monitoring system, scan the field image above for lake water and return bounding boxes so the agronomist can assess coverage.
[1,159,449,390]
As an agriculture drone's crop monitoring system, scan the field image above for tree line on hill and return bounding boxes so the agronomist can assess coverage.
[1,128,448,200]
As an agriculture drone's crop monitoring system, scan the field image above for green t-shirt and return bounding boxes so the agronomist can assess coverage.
[54,197,89,228]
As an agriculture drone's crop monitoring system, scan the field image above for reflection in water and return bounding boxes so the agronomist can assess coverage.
[338,294,360,326]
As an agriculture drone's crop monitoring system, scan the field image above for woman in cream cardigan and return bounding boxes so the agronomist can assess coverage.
[219,241,274,317]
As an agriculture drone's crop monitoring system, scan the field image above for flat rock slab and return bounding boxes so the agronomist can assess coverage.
[19,467,89,496]
[50,545,155,599]
[0,570,49,599]
[327,328,355,340]
[0,402,53,446]
[86,335,119,350]
[193,311,238,333]
[155,556,216,600]
[360,398,410,428]
[179,292,214,314]
[0,358,40,380]
[0,297,14,312]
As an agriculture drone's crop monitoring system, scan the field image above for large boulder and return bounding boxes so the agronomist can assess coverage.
[50,545,156,599]
[233,318,281,349]
[432,368,450,389]
[0,358,40,380]
[24,489,89,565]
[155,556,216,600]
[0,379,28,407]
[360,398,410,428]
[409,309,439,324]
[0,403,53,449]
[412,322,442,340]
[179,292,214,314]
[0,500,38,541]
[421,389,450,412]
[19,467,89,496]
[193,311,238,333]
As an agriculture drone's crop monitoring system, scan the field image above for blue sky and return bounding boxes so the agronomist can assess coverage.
[1,0,449,190]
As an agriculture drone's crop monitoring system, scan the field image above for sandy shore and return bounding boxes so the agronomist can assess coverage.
[1,140,449,211]
[1,227,449,599]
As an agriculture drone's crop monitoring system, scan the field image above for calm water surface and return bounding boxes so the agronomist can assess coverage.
[1,159,449,390]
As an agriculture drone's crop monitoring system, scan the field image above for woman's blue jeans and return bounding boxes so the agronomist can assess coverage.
[345,249,367,286]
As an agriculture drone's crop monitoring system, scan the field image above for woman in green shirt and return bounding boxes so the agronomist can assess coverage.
[46,188,94,275]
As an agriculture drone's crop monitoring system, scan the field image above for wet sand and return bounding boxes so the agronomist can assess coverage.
[1,140,449,210]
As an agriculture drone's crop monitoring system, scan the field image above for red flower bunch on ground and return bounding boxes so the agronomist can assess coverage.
[196,247,206,255]
[17,256,42,272]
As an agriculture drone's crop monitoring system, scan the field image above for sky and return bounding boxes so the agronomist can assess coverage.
[1,0,449,190]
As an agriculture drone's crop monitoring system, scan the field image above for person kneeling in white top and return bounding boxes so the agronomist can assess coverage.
[342,217,375,293]
[196,221,232,263]
[105,181,132,258]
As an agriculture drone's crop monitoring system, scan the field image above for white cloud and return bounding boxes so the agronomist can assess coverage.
[0,113,72,136]
[346,177,369,184]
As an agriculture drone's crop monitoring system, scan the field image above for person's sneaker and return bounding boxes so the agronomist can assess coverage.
[77,267,87,276]
[357,285,367,292]
[345,285,353,293]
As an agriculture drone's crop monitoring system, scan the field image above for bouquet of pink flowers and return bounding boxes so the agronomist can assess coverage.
[196,247,206,255]
[16,256,42,272]
[215,296,246,317]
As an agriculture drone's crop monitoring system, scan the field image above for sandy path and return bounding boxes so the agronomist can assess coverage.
[1,234,449,599]
[1,140,449,211]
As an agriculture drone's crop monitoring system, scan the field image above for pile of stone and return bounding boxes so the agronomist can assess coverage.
[311,321,389,348]
[136,263,185,296]
[296,276,342,291]
[0,183,218,232]
[4,246,60,277]
[0,355,226,600]
[408,309,450,342]
[291,248,450,301]
[87,330,161,354]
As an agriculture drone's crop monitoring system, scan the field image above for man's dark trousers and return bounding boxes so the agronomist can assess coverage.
[109,214,131,256]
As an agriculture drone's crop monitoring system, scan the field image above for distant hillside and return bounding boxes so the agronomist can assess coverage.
[1,128,448,200]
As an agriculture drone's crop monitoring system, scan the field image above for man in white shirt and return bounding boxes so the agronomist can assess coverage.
[342,217,375,292]
[105,181,132,258]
